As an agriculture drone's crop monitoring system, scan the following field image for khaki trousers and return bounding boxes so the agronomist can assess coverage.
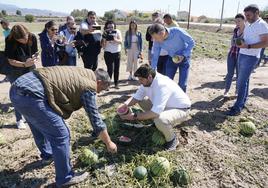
[139,98,189,142]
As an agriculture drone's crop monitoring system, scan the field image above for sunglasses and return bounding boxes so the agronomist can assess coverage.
[70,27,76,30]
[50,28,58,31]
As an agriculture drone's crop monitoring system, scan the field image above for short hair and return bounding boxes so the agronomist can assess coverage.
[163,14,172,19]
[88,11,96,17]
[104,20,116,30]
[134,64,156,78]
[152,12,160,17]
[244,4,259,13]
[95,68,110,83]
[66,16,74,22]
[235,13,245,20]
[148,23,165,35]
[0,19,9,25]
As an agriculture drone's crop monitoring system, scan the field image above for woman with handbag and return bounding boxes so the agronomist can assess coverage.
[5,24,38,129]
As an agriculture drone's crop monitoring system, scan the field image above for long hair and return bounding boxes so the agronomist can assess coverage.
[128,20,137,36]
[41,20,57,33]
[7,24,33,46]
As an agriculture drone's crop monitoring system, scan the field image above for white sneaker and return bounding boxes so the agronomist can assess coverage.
[131,76,137,81]
[223,92,229,98]
[17,120,26,129]
[128,75,132,81]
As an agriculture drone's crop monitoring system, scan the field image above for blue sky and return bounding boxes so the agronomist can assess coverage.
[0,0,267,18]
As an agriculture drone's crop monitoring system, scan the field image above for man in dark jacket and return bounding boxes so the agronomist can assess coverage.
[74,11,101,70]
[10,66,117,187]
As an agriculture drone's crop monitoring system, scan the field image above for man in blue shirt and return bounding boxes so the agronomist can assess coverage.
[149,23,195,92]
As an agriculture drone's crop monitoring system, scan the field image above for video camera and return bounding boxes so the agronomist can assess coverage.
[102,30,117,41]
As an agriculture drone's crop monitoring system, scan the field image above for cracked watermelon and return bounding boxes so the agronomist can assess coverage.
[150,157,170,176]
[133,166,147,180]
[170,168,191,186]
[79,148,98,166]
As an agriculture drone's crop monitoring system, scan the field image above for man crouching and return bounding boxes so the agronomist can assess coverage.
[118,64,191,151]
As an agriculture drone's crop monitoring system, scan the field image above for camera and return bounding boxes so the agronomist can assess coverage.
[102,30,117,41]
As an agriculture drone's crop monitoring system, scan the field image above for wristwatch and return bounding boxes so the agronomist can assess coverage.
[133,112,138,120]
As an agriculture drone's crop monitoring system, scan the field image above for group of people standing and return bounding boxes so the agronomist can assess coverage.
[1,4,268,187]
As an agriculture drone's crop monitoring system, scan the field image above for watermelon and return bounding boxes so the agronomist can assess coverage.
[79,148,98,166]
[133,166,148,180]
[117,106,129,115]
[150,157,170,176]
[170,168,191,186]
[239,121,256,136]
[239,117,249,122]
[235,38,244,46]
[152,130,166,146]
[172,55,184,64]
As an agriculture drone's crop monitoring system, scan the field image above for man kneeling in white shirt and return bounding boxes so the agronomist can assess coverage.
[118,64,191,151]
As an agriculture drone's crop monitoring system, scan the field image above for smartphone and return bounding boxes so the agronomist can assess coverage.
[92,25,101,30]
[32,51,39,58]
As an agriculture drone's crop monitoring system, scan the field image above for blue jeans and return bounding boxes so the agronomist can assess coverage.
[9,86,74,186]
[233,54,259,111]
[66,56,76,66]
[225,53,238,92]
[7,74,23,122]
[165,56,190,92]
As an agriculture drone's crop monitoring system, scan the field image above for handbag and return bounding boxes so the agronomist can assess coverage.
[0,51,13,75]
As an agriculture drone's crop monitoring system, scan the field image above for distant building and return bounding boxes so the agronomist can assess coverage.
[177,11,188,21]
[114,10,128,19]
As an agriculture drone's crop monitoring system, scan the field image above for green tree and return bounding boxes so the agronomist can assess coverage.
[25,14,35,23]
[0,12,3,18]
[16,10,22,16]
[104,11,115,20]
[1,10,7,16]
[70,9,88,18]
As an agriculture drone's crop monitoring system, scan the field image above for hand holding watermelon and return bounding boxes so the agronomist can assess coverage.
[117,104,129,116]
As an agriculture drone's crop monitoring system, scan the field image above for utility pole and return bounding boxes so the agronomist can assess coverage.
[187,0,192,30]
[219,0,225,30]
[237,1,240,14]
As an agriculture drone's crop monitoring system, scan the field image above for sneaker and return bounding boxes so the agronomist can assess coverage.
[41,158,53,166]
[114,84,120,89]
[223,91,229,98]
[226,108,241,116]
[164,135,179,151]
[17,120,26,129]
[60,171,89,187]
[131,76,137,81]
[128,75,132,81]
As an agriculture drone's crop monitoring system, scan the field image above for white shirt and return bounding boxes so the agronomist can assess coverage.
[239,18,268,58]
[131,35,138,43]
[104,29,122,53]
[133,73,191,114]
[60,29,76,56]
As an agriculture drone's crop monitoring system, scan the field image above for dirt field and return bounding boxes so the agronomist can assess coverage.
[0,23,268,187]
[0,55,267,188]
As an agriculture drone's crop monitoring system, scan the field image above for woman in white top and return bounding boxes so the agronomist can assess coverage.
[102,20,122,89]
[124,20,143,80]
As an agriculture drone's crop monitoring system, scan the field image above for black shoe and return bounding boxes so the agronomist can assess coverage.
[114,84,120,89]
[164,135,178,151]
[226,108,241,116]
[59,171,89,187]
[41,158,53,166]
